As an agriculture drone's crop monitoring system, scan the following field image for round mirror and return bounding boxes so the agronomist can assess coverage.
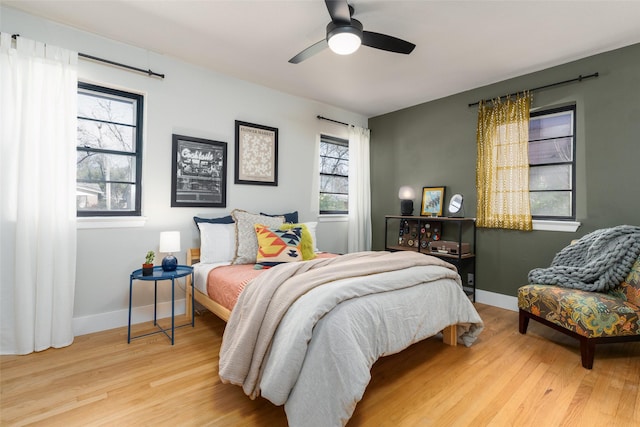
[448,194,463,216]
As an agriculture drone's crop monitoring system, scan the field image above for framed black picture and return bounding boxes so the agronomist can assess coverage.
[234,120,278,186]
[171,134,227,207]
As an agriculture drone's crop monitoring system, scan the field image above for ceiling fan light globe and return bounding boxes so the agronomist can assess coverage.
[326,19,363,56]
[328,32,361,55]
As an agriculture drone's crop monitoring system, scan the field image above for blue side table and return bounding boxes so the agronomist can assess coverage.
[128,265,194,345]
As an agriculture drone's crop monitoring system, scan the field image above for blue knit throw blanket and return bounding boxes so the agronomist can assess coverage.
[528,225,640,292]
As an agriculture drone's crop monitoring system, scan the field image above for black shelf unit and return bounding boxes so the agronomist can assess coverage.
[384,215,476,301]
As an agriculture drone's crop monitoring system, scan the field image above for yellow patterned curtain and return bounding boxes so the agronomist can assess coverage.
[476,92,533,231]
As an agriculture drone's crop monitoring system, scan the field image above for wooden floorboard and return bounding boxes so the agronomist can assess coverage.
[1,304,638,426]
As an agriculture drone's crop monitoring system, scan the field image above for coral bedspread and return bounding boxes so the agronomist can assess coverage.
[203,253,337,311]
[206,264,261,312]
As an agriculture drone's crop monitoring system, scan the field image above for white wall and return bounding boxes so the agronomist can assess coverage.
[2,7,366,335]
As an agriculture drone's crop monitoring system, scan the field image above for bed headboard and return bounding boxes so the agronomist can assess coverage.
[187,248,200,266]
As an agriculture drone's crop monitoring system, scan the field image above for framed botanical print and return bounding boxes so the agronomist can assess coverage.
[171,134,227,207]
[234,120,278,186]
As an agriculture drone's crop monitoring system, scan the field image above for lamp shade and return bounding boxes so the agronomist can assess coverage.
[398,186,415,200]
[159,231,181,253]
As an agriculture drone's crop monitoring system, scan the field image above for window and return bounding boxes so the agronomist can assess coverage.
[76,83,143,216]
[319,135,349,214]
[528,105,576,219]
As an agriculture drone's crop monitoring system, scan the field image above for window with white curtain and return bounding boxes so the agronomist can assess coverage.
[319,135,349,214]
[529,105,576,219]
[76,82,143,216]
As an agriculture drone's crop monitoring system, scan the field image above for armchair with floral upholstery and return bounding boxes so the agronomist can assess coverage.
[518,227,640,369]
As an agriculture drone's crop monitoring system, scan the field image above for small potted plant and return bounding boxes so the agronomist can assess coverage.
[142,250,155,276]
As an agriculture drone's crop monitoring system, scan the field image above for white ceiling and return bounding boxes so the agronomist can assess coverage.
[5,0,640,117]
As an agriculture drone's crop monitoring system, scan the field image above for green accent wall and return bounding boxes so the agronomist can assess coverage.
[369,43,640,297]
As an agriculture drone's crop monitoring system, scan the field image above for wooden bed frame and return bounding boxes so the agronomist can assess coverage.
[185,247,457,345]
[186,248,231,322]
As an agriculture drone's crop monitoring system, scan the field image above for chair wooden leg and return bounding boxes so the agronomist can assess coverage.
[519,309,530,334]
[579,338,595,369]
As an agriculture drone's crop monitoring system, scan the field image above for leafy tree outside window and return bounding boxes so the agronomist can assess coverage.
[76,83,143,216]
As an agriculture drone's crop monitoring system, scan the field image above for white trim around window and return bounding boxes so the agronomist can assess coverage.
[532,219,580,232]
[77,216,147,229]
[318,214,348,223]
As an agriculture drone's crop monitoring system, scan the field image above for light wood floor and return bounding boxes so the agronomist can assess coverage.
[1,304,638,426]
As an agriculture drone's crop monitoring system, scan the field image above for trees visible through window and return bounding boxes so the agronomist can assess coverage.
[319,135,349,214]
[76,83,143,216]
[528,105,576,219]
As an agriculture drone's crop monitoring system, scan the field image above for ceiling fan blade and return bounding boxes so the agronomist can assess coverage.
[362,31,416,54]
[288,39,328,64]
[325,0,351,24]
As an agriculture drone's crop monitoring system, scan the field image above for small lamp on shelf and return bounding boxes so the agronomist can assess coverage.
[398,186,415,216]
[159,231,180,272]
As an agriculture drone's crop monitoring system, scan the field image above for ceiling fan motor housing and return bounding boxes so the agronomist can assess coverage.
[326,18,363,42]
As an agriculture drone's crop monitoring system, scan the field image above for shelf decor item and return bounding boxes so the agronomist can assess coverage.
[142,250,155,276]
[448,193,464,217]
[420,186,445,216]
[159,231,180,272]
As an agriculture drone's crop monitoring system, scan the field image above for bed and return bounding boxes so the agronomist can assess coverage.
[185,210,484,427]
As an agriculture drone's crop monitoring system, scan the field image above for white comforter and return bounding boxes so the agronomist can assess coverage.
[220,252,484,426]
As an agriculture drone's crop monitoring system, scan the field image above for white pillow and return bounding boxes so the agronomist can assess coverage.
[231,209,284,264]
[303,221,319,252]
[199,222,236,263]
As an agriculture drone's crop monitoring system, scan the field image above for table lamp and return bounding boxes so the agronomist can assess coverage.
[159,231,180,271]
[398,186,415,216]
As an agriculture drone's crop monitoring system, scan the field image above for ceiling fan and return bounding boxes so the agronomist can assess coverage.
[289,0,416,64]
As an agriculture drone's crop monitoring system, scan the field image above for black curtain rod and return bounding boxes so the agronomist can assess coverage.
[317,115,350,126]
[79,53,165,79]
[468,72,599,107]
[316,115,371,131]
[11,34,165,79]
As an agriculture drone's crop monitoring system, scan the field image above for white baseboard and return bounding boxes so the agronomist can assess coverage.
[72,299,186,337]
[475,289,518,312]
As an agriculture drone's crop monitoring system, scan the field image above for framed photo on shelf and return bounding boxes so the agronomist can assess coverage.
[171,134,227,208]
[234,120,278,186]
[420,186,446,216]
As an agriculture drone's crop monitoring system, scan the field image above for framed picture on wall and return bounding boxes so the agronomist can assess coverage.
[420,186,446,216]
[171,134,227,207]
[234,120,278,186]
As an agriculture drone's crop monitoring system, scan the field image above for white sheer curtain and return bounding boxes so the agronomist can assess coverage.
[347,125,372,252]
[1,33,78,355]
